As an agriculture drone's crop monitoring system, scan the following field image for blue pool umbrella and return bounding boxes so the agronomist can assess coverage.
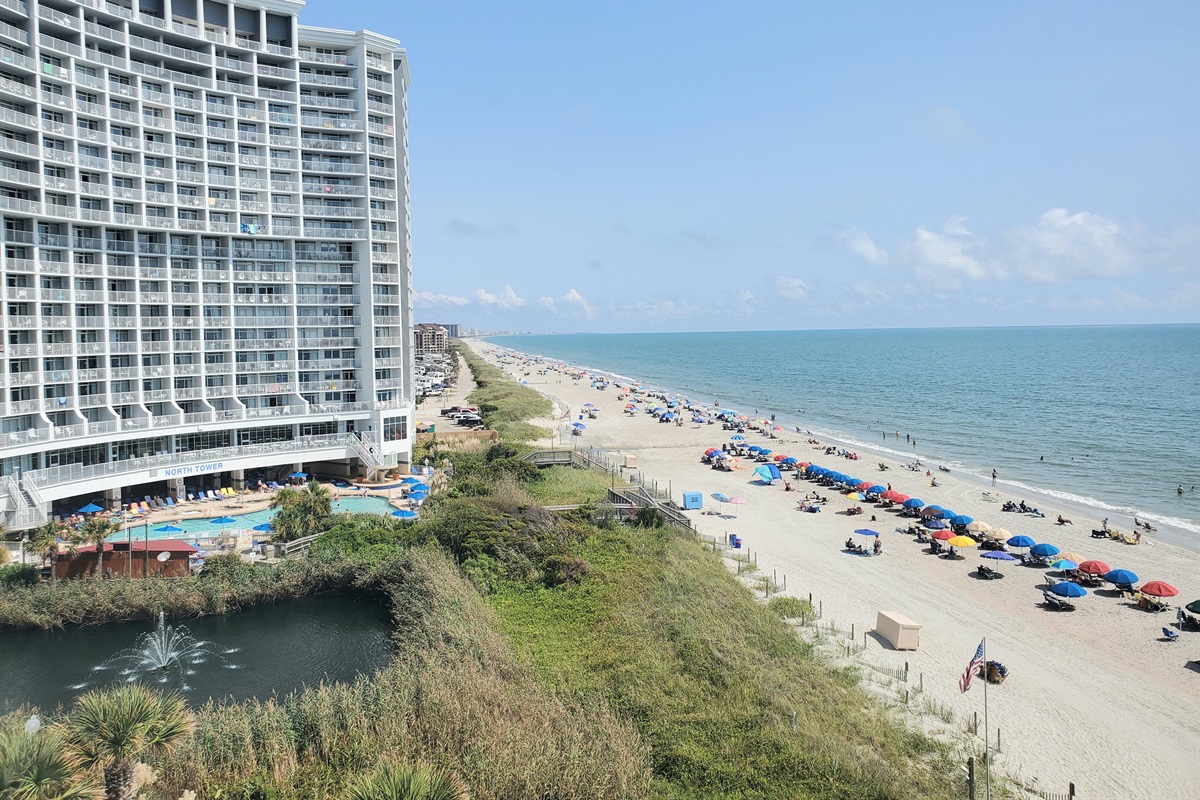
[950,515,974,526]
[289,472,308,479]
[392,509,418,519]
[154,524,184,534]
[211,517,236,525]
[1050,581,1088,598]
[1007,535,1036,548]
[1104,568,1139,586]
[867,485,887,494]
[854,529,880,537]
[78,503,104,514]
[1030,543,1060,557]
[401,477,423,485]
[406,491,428,501]
[981,551,1018,561]
[902,498,925,508]
[406,482,430,493]
[252,523,274,532]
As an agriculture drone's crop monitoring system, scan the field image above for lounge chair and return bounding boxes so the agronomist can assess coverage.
[267,481,280,490]
[976,565,1002,580]
[1162,628,1179,642]
[1042,592,1075,611]
[206,490,218,501]
[143,495,156,509]
[164,496,176,508]
[139,501,152,514]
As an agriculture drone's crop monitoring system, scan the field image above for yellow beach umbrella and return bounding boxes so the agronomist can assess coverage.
[947,535,978,548]
[846,492,863,501]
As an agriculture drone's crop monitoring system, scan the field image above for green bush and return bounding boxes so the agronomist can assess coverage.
[0,563,40,587]
[766,595,816,620]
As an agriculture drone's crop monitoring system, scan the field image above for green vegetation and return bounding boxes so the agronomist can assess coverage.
[454,341,551,441]
[270,480,335,542]
[0,343,962,798]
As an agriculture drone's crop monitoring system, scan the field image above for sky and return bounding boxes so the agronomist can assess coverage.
[302,1,1200,332]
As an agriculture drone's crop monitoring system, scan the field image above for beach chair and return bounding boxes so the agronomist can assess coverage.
[1162,628,1179,642]
[164,496,176,508]
[206,490,218,501]
[144,495,157,509]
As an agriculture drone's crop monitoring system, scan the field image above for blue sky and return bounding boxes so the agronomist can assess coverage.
[304,1,1200,332]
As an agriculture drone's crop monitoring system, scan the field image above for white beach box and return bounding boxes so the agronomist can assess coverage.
[623,454,638,469]
[875,611,921,651]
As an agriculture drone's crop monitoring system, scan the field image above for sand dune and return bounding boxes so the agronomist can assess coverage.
[468,339,1200,800]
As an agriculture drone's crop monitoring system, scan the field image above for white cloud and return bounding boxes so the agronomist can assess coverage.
[736,290,758,316]
[907,214,992,286]
[913,105,975,144]
[608,299,701,319]
[560,288,597,319]
[537,296,556,310]
[1109,288,1151,309]
[839,228,889,265]
[1010,209,1137,283]
[776,276,808,299]
[414,290,470,306]
[474,285,527,308]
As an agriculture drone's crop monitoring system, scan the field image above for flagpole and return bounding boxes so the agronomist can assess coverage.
[983,636,991,800]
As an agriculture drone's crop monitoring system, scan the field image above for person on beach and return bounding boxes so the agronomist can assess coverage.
[992,469,998,486]
[1179,484,1185,496]
[1102,517,1109,532]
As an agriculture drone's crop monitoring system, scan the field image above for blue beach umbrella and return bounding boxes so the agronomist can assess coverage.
[1030,543,1060,557]
[572,422,586,429]
[1050,582,1088,598]
[867,485,886,494]
[1007,535,1036,549]
[154,524,184,534]
[902,498,925,509]
[730,435,746,442]
[78,503,104,514]
[1104,568,1139,586]
[854,529,880,537]
[923,519,948,530]
[392,509,418,519]
[711,492,730,503]
[748,445,763,453]
[1050,559,1079,571]
[936,508,956,520]
[781,457,798,465]
[981,551,1018,561]
[950,515,974,526]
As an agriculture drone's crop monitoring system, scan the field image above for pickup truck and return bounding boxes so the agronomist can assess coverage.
[440,405,479,417]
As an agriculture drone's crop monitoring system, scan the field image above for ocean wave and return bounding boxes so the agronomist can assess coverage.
[997,479,1200,535]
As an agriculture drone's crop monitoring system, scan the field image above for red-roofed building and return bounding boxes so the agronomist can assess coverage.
[56,539,199,580]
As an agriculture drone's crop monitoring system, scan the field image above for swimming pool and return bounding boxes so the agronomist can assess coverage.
[108,496,397,541]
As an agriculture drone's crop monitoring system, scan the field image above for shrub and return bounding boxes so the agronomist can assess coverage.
[0,563,39,587]
[542,554,590,587]
[631,506,664,529]
[766,595,816,620]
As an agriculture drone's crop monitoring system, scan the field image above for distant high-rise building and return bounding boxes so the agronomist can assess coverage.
[413,323,447,355]
[0,0,414,528]
[437,322,459,338]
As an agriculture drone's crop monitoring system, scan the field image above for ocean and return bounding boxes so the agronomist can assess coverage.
[487,325,1200,541]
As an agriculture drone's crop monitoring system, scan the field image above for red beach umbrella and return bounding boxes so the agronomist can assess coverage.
[856,480,873,489]
[891,494,910,503]
[1139,581,1179,598]
[799,462,811,468]
[774,454,788,461]
[931,529,954,541]
[1078,560,1111,575]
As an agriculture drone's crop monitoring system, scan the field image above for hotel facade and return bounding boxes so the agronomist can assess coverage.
[0,0,414,529]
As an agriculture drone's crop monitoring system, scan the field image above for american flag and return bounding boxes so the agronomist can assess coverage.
[959,640,986,693]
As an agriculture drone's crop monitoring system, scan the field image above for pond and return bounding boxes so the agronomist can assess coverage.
[0,592,394,713]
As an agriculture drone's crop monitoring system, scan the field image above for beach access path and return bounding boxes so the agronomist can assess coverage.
[466,339,1200,800]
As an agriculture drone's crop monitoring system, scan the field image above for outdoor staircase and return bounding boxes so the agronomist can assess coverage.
[1,475,49,529]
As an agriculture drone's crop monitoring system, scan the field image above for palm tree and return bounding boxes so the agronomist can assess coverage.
[0,716,102,799]
[76,518,122,578]
[269,480,334,542]
[64,684,194,800]
[28,520,68,585]
[343,763,470,800]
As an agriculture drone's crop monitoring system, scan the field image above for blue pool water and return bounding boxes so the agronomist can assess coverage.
[108,495,396,541]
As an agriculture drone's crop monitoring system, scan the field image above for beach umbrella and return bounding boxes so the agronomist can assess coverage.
[950,515,974,526]
[867,485,887,494]
[981,551,1018,561]
[1104,569,1139,586]
[798,462,811,468]
[1007,535,1035,548]
[583,403,596,408]
[856,480,873,490]
[989,527,1012,540]
[1050,559,1079,571]
[781,457,798,465]
[748,445,763,453]
[924,519,949,530]
[931,529,954,540]
[1029,543,1060,557]
[572,422,586,429]
[727,496,746,517]
[154,524,184,534]
[1186,599,1200,614]
[1050,582,1088,598]
[1139,581,1179,598]
[919,506,941,517]
[965,520,992,533]
[845,477,862,487]
[1057,551,1086,564]
[891,493,911,504]
[948,535,978,548]
[711,492,730,503]
[730,435,745,442]
[937,508,957,520]
[391,509,418,519]
[1078,560,1111,575]
[846,492,863,501]
[854,528,880,537]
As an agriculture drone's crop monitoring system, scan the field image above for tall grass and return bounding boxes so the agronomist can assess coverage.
[149,548,651,799]
[454,342,551,441]
[524,465,615,505]
[490,526,961,799]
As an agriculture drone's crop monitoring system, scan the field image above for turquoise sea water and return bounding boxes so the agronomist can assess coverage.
[488,325,1200,539]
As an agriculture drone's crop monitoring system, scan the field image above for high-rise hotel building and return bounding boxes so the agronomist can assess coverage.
[0,0,413,529]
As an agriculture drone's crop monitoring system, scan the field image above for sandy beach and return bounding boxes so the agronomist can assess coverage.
[467,339,1200,800]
